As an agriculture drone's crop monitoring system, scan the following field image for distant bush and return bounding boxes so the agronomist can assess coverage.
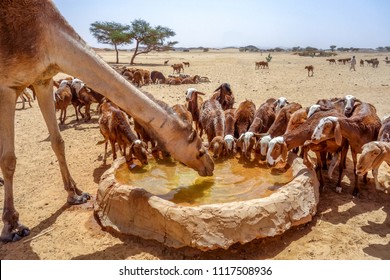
[266,53,272,62]
[203,48,209,52]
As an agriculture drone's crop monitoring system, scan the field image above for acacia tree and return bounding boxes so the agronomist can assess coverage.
[89,21,131,63]
[129,19,177,65]
[330,45,337,51]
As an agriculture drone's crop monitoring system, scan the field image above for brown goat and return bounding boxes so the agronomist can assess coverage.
[150,71,166,84]
[171,63,184,74]
[235,100,256,158]
[305,65,314,77]
[98,101,148,165]
[185,88,205,132]
[211,83,235,110]
[378,115,390,142]
[54,80,72,124]
[199,99,226,158]
[356,141,390,191]
[224,109,237,155]
[311,102,382,196]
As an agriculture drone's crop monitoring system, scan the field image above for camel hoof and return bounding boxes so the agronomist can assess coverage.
[67,192,91,205]
[12,227,31,242]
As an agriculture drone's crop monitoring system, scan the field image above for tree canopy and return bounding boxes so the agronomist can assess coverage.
[89,21,131,63]
[90,19,177,65]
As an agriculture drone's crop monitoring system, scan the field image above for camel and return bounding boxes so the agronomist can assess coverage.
[0,0,214,242]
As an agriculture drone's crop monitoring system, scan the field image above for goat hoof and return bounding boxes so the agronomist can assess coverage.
[335,187,342,193]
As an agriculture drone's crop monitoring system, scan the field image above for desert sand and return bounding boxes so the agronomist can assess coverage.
[0,49,389,260]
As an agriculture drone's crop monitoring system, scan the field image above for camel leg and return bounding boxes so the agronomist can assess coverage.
[33,80,90,204]
[0,88,30,242]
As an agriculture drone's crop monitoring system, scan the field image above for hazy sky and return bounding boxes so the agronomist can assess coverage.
[52,0,389,49]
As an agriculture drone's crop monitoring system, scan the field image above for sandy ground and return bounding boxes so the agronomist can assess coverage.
[0,50,389,260]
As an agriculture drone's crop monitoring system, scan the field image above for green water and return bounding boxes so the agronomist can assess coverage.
[115,157,293,206]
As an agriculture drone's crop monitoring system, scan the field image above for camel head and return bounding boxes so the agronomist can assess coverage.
[170,127,214,176]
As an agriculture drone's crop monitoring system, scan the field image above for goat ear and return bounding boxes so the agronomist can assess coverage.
[281,142,288,162]
[187,130,196,143]
[334,121,343,146]
[197,91,206,96]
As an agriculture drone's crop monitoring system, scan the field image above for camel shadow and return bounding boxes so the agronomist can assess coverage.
[0,203,70,259]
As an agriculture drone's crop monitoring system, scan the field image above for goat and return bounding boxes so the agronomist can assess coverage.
[326,59,336,65]
[356,141,390,191]
[305,65,314,77]
[54,80,72,124]
[255,61,268,69]
[183,61,190,67]
[199,99,226,158]
[98,100,148,165]
[311,102,382,196]
[267,109,347,190]
[224,108,236,155]
[172,103,193,130]
[171,63,184,74]
[211,83,235,110]
[274,97,289,113]
[132,71,144,87]
[150,71,166,84]
[235,100,256,158]
[378,115,390,142]
[181,75,200,84]
[17,88,34,109]
[360,59,364,67]
[185,88,206,132]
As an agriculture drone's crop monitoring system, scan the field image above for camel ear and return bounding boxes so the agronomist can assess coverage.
[281,142,288,162]
[187,130,196,143]
[334,121,343,146]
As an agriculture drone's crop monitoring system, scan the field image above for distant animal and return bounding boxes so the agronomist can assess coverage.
[255,61,268,69]
[360,59,364,67]
[164,60,169,65]
[305,65,314,77]
[326,59,336,65]
[183,61,190,67]
[171,63,184,74]
[211,83,235,110]
[150,71,166,84]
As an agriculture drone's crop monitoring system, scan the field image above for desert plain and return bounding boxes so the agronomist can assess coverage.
[0,49,389,260]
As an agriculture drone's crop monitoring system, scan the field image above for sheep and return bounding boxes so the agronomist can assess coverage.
[185,88,206,132]
[54,80,72,124]
[378,115,390,142]
[356,141,390,191]
[305,65,314,77]
[311,101,382,196]
[199,99,226,158]
[224,108,237,155]
[98,100,148,166]
[211,83,235,110]
[235,100,256,158]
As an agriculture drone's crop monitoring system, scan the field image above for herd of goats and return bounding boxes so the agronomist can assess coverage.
[23,70,387,199]
[9,62,390,199]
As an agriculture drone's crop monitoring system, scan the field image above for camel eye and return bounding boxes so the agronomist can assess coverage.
[197,148,206,159]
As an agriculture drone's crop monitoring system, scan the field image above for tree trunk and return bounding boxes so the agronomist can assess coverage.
[130,41,140,65]
[114,43,119,64]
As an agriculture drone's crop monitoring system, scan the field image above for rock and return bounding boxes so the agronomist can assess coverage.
[94,153,320,251]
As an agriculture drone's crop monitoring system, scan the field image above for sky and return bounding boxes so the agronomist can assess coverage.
[52,0,390,50]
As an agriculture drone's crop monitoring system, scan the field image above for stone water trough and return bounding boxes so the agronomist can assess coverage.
[94,153,320,251]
